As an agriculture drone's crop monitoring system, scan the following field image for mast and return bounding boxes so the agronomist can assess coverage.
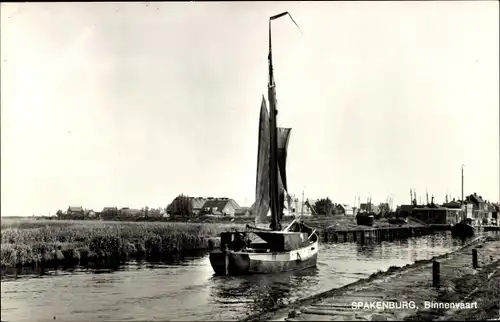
[267,12,301,231]
[268,15,280,231]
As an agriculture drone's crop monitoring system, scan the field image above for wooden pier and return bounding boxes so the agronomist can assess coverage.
[319,224,453,244]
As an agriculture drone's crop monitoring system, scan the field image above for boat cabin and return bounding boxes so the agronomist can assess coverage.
[220,230,312,253]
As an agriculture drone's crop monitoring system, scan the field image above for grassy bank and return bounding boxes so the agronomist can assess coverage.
[0,219,244,270]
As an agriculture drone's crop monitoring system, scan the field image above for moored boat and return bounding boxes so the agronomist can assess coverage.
[451,218,475,239]
[388,217,408,225]
[356,212,375,226]
[209,12,318,276]
[209,219,319,275]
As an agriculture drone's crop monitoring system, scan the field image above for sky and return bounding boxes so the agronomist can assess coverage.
[1,1,499,216]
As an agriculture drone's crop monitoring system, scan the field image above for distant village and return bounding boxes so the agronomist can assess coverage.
[54,191,499,226]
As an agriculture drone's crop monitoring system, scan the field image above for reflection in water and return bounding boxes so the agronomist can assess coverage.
[1,231,493,321]
[356,242,376,258]
[208,268,318,319]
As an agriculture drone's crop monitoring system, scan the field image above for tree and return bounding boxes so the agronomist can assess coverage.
[171,194,193,217]
[314,198,334,215]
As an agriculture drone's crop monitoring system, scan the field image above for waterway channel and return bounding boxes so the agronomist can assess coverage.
[1,231,475,322]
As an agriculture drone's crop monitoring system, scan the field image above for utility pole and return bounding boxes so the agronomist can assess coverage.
[461,164,465,204]
[301,189,304,216]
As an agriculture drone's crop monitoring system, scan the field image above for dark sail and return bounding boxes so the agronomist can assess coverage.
[254,96,271,225]
[277,128,291,191]
[277,128,291,220]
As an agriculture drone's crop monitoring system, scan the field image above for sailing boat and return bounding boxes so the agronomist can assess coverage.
[209,12,319,276]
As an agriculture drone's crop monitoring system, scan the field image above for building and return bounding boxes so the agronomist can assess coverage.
[442,199,462,209]
[492,204,499,225]
[335,204,355,216]
[201,198,240,217]
[119,208,143,218]
[411,207,449,225]
[397,205,415,218]
[304,199,318,215]
[465,193,489,225]
[167,196,207,215]
[147,208,163,218]
[481,202,499,226]
[84,209,96,218]
[234,207,251,216]
[101,207,119,219]
[67,206,84,218]
[287,198,316,216]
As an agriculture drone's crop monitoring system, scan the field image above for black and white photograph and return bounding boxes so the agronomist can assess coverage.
[1,1,499,321]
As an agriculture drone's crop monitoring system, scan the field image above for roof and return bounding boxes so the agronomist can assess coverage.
[488,203,499,212]
[166,196,206,211]
[468,193,485,204]
[102,207,118,212]
[189,197,208,209]
[336,204,353,211]
[442,201,462,209]
[305,199,318,214]
[68,206,83,212]
[202,198,240,211]
[120,208,142,216]
[412,206,449,212]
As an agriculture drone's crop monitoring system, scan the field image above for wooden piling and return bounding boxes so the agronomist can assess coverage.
[472,249,478,269]
[353,231,357,242]
[343,232,348,242]
[224,250,229,276]
[433,260,440,287]
[360,231,365,244]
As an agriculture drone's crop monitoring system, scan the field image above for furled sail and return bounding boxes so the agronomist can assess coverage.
[254,96,271,225]
[277,127,292,220]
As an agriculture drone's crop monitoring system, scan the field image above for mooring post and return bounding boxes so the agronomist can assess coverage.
[433,260,440,287]
[223,245,229,276]
[472,249,478,269]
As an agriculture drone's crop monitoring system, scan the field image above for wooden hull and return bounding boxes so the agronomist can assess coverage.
[451,222,475,238]
[209,240,318,276]
[356,214,374,226]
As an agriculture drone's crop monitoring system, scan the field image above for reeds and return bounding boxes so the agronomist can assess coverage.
[1,220,243,269]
